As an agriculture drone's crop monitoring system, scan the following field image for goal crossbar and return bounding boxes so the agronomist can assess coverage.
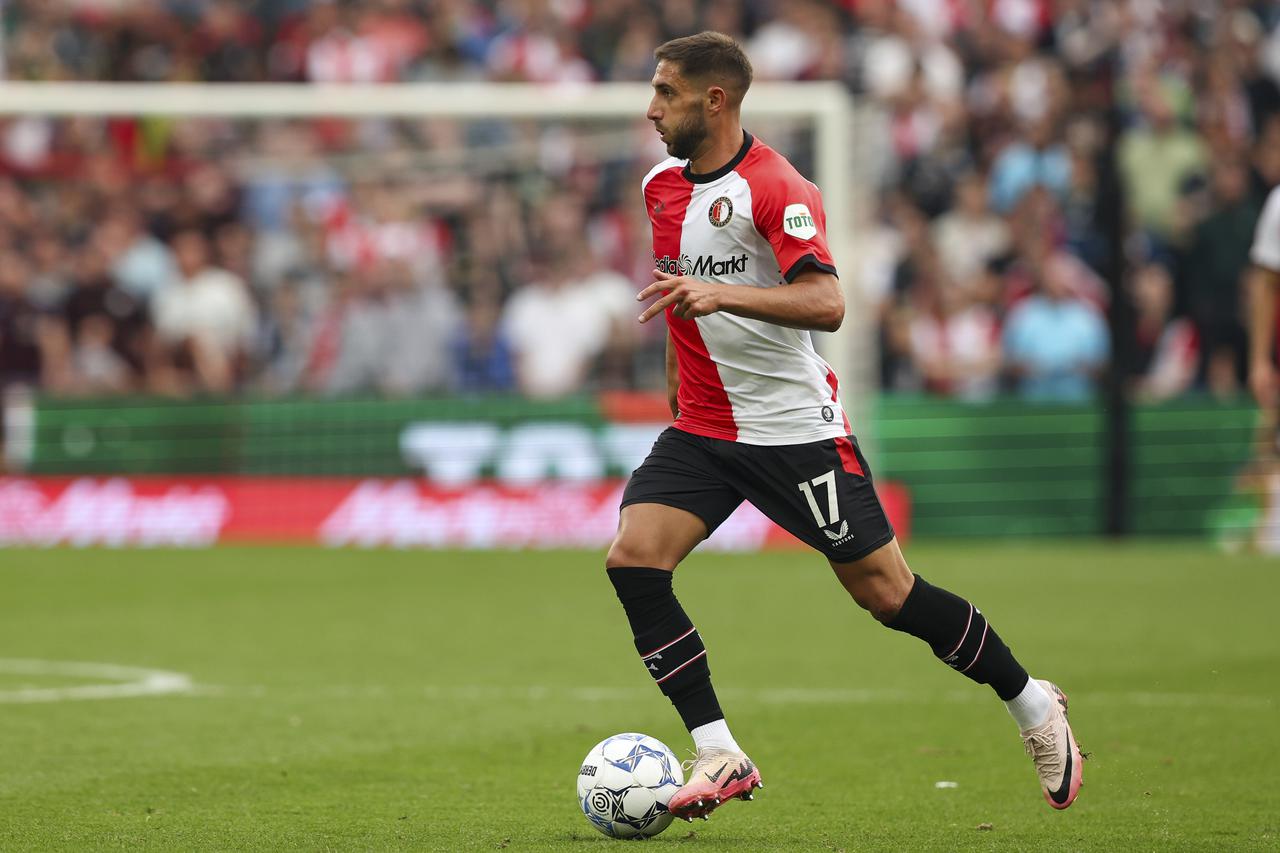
[0,81,848,119]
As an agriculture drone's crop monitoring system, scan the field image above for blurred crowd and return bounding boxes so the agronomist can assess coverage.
[856,0,1280,402]
[1,0,1279,403]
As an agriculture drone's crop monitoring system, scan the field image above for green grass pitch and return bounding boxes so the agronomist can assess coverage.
[1,542,1276,851]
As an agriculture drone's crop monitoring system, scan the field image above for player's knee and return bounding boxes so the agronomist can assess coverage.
[605,537,675,571]
[833,543,913,622]
[844,571,910,623]
[862,586,908,623]
[604,540,633,570]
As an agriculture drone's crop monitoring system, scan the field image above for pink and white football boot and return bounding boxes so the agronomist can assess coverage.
[668,747,763,821]
[1021,680,1085,809]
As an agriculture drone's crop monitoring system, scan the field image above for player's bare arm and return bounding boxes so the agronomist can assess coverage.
[1248,263,1280,408]
[636,268,844,332]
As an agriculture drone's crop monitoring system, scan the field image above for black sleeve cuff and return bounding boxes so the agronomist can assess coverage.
[783,253,839,283]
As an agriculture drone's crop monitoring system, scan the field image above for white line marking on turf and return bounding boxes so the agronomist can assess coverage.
[197,684,1273,710]
[0,659,193,704]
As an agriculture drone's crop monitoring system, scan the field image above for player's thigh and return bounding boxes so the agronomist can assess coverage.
[609,427,743,570]
[607,503,708,570]
[730,434,896,564]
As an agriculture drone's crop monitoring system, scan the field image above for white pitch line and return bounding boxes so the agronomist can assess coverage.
[424,685,1273,710]
[0,659,193,704]
[2,660,1267,710]
[196,683,1274,710]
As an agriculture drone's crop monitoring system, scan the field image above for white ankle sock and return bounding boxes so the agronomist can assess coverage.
[1004,677,1052,730]
[690,719,741,753]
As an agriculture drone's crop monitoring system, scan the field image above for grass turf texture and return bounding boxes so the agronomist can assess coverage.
[0,543,1276,851]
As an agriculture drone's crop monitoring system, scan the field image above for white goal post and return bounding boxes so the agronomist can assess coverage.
[0,80,874,426]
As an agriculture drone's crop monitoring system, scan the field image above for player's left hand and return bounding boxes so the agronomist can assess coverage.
[637,270,727,323]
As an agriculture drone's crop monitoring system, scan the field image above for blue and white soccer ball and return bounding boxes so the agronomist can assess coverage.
[576,732,684,839]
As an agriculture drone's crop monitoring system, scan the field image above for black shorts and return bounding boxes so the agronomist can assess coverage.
[621,427,895,563]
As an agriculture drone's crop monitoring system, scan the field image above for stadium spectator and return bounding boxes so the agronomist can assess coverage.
[61,245,152,394]
[256,268,327,395]
[878,196,938,392]
[378,259,461,396]
[94,207,177,302]
[1060,130,1106,272]
[502,259,634,397]
[932,172,1010,288]
[999,187,1108,309]
[1129,261,1198,402]
[908,271,1002,402]
[322,258,458,396]
[988,115,1072,215]
[304,1,416,83]
[192,0,267,83]
[241,122,346,233]
[746,0,839,83]
[897,97,975,217]
[1184,156,1265,396]
[854,1,963,104]
[151,230,258,395]
[27,230,73,311]
[0,250,69,393]
[449,289,516,394]
[485,11,595,84]
[1003,255,1110,402]
[501,192,636,397]
[1118,72,1208,247]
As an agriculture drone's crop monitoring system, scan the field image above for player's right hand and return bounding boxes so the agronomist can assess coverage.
[637,270,726,323]
[1249,357,1277,409]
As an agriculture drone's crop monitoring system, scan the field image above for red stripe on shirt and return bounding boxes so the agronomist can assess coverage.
[825,368,852,432]
[645,167,738,440]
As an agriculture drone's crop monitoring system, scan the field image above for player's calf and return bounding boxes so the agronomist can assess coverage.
[607,567,724,731]
[885,573,1030,701]
[883,573,1087,808]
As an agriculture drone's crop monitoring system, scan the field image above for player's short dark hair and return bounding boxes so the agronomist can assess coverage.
[654,31,753,105]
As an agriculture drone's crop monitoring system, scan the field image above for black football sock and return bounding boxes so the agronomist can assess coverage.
[886,573,1029,701]
[607,566,724,731]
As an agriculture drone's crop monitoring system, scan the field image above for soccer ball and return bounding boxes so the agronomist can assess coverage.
[576,732,684,839]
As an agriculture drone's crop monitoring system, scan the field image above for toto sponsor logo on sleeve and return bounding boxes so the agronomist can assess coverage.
[782,203,817,240]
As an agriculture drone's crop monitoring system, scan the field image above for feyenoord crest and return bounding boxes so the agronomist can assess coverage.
[708,196,733,228]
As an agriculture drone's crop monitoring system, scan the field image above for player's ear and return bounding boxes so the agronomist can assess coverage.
[706,85,727,115]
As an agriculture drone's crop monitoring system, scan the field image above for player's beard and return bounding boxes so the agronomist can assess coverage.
[665,110,708,161]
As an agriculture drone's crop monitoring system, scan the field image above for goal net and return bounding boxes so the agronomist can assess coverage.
[0,81,870,548]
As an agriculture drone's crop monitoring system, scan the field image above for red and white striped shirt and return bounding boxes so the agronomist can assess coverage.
[643,131,847,446]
